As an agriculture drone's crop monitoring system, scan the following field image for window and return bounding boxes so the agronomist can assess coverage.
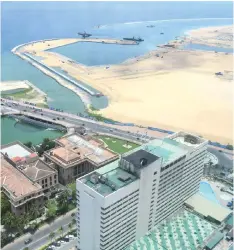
[50,176,52,181]
[54,175,57,179]
[42,180,44,184]
[45,178,48,183]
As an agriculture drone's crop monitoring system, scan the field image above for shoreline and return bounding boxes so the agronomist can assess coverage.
[1,80,48,106]
[11,25,233,144]
[12,38,138,108]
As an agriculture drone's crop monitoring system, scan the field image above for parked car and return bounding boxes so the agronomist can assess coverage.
[52,242,61,247]
[63,236,70,242]
[57,240,65,244]
[68,234,75,239]
[46,246,56,250]
[24,238,32,244]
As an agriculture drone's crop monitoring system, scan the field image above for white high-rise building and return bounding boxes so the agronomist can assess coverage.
[76,131,208,250]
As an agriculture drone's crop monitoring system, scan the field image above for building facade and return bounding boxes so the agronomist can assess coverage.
[1,155,44,216]
[44,133,118,185]
[76,131,208,250]
[1,141,58,215]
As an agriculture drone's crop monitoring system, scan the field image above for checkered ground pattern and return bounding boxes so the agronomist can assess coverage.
[126,209,215,250]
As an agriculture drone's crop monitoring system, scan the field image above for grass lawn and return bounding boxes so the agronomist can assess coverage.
[96,135,140,154]
[2,87,34,99]
[2,87,48,107]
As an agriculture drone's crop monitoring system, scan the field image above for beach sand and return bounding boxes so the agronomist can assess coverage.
[15,27,233,144]
[1,81,30,92]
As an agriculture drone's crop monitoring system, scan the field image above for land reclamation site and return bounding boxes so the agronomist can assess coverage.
[12,25,233,145]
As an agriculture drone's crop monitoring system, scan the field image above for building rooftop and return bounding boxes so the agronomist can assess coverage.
[82,160,138,196]
[205,231,224,250]
[140,137,187,165]
[1,141,37,164]
[20,159,56,181]
[123,149,159,169]
[185,193,231,223]
[126,208,215,250]
[226,213,233,227]
[48,134,117,167]
[81,132,205,196]
[168,131,207,148]
[0,155,41,199]
[81,135,191,196]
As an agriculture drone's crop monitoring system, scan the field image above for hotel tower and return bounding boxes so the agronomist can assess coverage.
[76,131,208,250]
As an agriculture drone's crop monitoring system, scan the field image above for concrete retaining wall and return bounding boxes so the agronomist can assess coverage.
[23,53,96,96]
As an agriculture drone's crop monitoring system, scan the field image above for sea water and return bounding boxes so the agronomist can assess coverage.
[1,1,233,144]
[50,18,233,66]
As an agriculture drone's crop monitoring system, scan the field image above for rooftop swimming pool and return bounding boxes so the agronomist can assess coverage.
[199,181,219,204]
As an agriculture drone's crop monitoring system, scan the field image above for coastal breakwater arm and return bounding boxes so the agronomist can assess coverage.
[11,38,138,108]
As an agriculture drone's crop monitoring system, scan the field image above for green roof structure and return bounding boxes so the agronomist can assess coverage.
[205,231,224,250]
[125,209,215,250]
[226,213,233,227]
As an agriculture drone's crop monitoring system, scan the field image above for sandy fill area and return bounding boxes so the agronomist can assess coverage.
[187,25,233,48]
[17,26,233,144]
[1,81,30,92]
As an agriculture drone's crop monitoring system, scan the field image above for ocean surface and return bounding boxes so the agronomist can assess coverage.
[1,1,233,144]
[51,18,233,66]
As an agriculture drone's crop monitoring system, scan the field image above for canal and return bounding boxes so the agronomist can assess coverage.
[1,116,65,145]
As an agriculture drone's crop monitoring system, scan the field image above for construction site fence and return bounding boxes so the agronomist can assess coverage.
[103,120,232,151]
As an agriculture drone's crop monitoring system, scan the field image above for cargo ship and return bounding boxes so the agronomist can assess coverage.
[123,37,144,42]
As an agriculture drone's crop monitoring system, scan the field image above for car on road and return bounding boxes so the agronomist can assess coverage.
[46,246,56,250]
[67,234,75,239]
[57,240,66,244]
[52,242,61,247]
[24,238,32,244]
[63,236,70,242]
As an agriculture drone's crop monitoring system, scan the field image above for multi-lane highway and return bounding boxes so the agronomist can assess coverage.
[3,210,77,250]
[1,98,154,143]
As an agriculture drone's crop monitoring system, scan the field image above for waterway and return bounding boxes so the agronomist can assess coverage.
[1,116,64,145]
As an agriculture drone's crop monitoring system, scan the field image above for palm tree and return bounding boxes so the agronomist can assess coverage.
[68,222,73,232]
[29,203,40,220]
[49,232,55,243]
[58,226,64,238]
[2,211,16,229]
[57,191,69,210]
[72,218,76,226]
